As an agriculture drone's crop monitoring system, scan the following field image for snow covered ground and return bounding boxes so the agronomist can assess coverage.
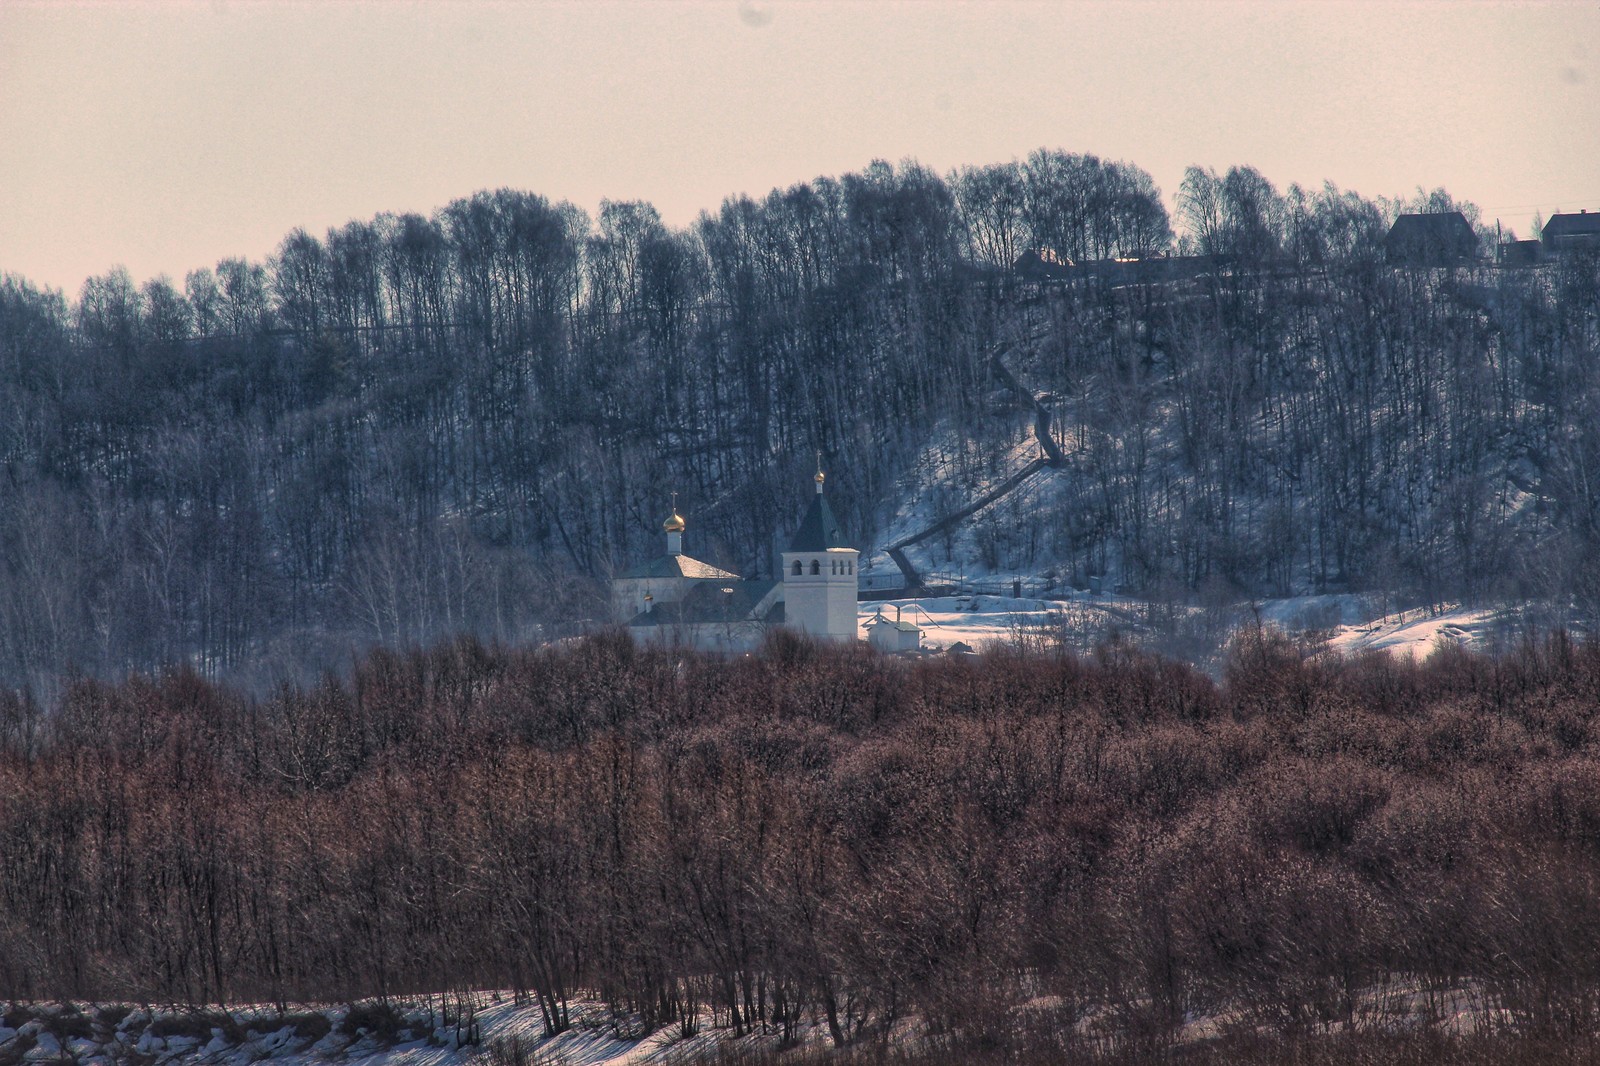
[0,999,791,1066]
[859,593,1143,652]
[1324,606,1509,658]
[859,414,1071,593]
[859,591,1525,662]
[1254,594,1534,659]
[0,981,1517,1066]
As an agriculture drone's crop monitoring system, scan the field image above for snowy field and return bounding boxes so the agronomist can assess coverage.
[859,593,1142,652]
[0,982,1519,1066]
[859,591,1526,662]
[1254,595,1535,659]
[0,999,788,1066]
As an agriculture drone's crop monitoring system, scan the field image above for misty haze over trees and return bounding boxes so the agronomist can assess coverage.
[1,150,1598,688]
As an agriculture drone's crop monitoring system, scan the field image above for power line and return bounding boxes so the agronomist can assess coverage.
[1482,197,1600,212]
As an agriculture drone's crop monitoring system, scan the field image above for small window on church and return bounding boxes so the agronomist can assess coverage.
[811,560,821,575]
[792,560,803,576]
[831,560,838,575]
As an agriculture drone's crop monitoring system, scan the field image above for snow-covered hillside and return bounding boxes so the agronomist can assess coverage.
[860,412,1571,664]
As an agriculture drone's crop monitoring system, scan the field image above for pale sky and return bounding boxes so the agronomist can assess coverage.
[2,0,1597,297]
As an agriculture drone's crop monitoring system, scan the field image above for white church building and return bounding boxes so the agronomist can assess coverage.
[615,470,860,651]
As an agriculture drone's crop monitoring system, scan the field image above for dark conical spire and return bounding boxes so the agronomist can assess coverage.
[788,466,850,552]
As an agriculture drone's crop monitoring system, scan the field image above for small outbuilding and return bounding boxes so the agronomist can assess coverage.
[1497,239,1543,268]
[867,612,922,654]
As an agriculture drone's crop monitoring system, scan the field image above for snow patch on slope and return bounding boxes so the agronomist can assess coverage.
[0,1000,780,1066]
[860,592,1526,663]
[859,594,1146,652]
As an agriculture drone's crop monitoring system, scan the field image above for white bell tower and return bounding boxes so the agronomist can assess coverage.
[780,461,859,641]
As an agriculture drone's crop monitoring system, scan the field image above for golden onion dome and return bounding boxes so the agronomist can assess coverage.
[814,470,826,484]
[663,511,686,533]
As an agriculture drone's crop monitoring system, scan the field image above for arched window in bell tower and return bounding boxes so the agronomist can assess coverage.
[810,559,821,575]
[791,560,803,576]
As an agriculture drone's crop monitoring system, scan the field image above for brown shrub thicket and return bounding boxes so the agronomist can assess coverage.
[7,631,1600,1054]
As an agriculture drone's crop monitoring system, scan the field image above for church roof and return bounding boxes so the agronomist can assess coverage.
[629,579,782,626]
[619,554,741,581]
[787,492,851,553]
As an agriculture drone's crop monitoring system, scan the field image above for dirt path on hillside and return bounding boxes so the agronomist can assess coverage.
[882,340,1063,590]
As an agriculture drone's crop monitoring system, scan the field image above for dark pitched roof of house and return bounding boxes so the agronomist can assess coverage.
[1011,249,1073,281]
[619,554,740,581]
[629,580,781,627]
[1384,213,1478,262]
[1544,211,1600,243]
[788,492,851,553]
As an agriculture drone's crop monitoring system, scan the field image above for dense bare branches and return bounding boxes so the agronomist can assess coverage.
[1,153,1597,695]
[3,635,1600,1053]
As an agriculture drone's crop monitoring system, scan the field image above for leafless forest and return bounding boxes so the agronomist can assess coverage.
[1,153,1597,689]
[8,630,1600,1061]
[4,153,1600,1060]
